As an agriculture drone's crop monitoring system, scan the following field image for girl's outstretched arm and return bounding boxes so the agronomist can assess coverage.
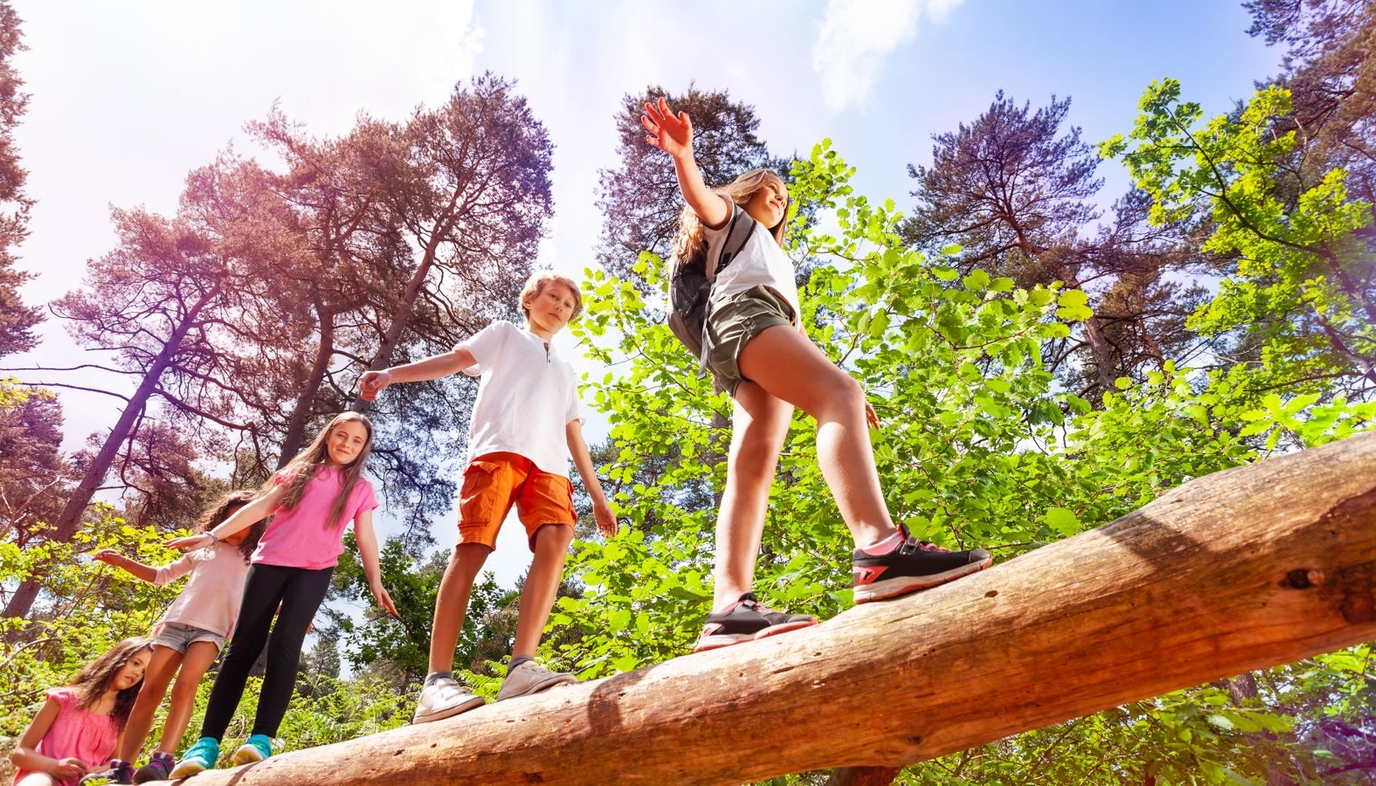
[566,419,618,538]
[11,696,89,780]
[352,509,398,616]
[165,486,285,552]
[92,550,158,583]
[642,97,730,229]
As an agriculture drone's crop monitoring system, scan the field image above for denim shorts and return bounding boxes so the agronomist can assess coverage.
[703,285,797,395]
[152,620,226,653]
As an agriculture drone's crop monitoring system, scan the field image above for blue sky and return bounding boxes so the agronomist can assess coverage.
[9,0,1281,584]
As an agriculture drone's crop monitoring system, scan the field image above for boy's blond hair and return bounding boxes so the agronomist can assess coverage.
[520,270,584,321]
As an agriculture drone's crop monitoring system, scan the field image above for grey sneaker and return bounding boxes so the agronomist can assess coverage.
[497,660,577,701]
[412,676,485,724]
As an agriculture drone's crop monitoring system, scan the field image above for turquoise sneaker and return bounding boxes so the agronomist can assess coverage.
[231,734,274,766]
[169,737,220,778]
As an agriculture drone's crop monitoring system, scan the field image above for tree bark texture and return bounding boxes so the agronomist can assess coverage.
[150,432,1376,785]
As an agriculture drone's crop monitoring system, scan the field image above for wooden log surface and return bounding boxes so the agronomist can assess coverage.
[155,432,1376,785]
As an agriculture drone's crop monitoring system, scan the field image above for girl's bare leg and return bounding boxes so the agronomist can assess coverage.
[117,644,183,761]
[712,382,794,610]
[736,325,897,548]
[155,640,220,754]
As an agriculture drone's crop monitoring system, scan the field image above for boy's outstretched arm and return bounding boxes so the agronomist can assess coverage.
[641,97,730,229]
[92,550,158,583]
[358,348,478,401]
[566,419,617,537]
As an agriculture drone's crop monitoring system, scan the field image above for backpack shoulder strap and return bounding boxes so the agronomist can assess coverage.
[705,205,757,280]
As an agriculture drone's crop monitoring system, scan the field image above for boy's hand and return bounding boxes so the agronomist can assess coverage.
[642,96,693,161]
[865,401,880,430]
[358,370,391,402]
[593,498,618,538]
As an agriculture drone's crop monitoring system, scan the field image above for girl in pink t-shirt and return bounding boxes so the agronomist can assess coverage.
[163,413,397,778]
[85,491,263,784]
[10,638,153,786]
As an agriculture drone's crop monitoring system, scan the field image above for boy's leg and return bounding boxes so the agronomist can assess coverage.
[427,543,490,673]
[497,474,579,700]
[116,643,182,761]
[511,523,574,659]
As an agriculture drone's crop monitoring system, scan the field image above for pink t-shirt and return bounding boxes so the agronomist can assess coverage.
[152,541,252,637]
[12,687,118,786]
[250,466,378,570]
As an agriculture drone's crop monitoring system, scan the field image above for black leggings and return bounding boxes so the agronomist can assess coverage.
[199,563,334,740]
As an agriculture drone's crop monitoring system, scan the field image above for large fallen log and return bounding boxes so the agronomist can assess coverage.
[159,431,1376,785]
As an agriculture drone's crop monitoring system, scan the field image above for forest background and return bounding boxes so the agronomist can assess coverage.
[1,0,1373,783]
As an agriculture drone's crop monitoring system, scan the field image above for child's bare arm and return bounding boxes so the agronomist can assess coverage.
[566,419,617,537]
[353,509,398,616]
[358,348,478,401]
[166,486,284,552]
[92,550,158,583]
[11,697,88,779]
[641,97,730,229]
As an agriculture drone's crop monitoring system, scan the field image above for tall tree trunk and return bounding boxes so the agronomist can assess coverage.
[3,293,214,620]
[351,215,448,412]
[276,302,336,468]
[149,431,1376,785]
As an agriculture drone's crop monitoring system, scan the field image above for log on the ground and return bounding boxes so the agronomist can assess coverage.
[155,432,1376,785]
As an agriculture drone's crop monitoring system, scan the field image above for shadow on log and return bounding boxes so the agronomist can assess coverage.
[153,432,1376,785]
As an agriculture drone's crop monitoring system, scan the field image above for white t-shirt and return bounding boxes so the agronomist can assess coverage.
[704,200,801,321]
[458,320,581,477]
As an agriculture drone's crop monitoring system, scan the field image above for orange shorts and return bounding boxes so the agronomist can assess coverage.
[457,452,575,551]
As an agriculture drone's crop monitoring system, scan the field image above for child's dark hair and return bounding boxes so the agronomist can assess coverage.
[270,412,374,529]
[196,489,263,561]
[70,637,153,729]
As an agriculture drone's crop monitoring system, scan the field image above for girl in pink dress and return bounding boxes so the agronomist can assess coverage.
[10,638,153,786]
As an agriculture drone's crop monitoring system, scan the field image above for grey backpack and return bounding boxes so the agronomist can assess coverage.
[666,205,757,361]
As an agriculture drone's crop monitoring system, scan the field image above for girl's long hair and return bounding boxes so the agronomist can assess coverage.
[270,412,374,529]
[196,489,263,561]
[671,168,790,268]
[71,637,153,729]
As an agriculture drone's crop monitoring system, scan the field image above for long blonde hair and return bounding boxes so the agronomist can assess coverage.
[271,412,374,529]
[671,168,789,267]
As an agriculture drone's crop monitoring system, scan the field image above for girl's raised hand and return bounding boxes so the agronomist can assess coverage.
[641,96,693,160]
[92,549,122,566]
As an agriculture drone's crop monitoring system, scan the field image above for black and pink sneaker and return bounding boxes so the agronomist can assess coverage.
[852,525,991,603]
[693,593,819,652]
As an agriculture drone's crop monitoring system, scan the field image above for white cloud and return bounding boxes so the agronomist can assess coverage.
[812,0,963,111]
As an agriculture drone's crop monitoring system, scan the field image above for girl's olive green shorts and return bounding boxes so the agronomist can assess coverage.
[702,285,797,396]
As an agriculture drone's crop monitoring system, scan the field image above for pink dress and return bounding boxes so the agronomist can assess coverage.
[12,687,117,786]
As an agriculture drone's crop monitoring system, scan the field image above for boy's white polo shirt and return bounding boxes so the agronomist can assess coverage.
[458,320,580,478]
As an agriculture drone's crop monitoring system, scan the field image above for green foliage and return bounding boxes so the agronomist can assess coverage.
[562,139,1375,782]
[1103,79,1376,400]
